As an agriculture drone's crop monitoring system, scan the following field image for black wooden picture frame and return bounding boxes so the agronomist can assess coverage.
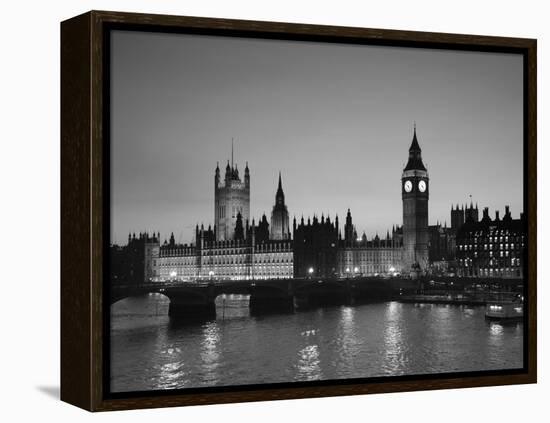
[61,10,537,411]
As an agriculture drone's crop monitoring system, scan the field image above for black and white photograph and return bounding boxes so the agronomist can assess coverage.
[108,29,527,394]
[3,0,548,419]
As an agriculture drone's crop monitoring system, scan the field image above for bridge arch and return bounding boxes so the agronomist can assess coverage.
[110,292,171,322]
[109,285,169,306]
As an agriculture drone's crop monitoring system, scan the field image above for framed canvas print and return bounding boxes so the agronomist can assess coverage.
[60,11,537,411]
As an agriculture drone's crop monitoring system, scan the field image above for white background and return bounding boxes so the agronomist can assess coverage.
[0,0,546,421]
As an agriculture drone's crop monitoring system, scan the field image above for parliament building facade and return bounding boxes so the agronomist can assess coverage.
[153,160,294,281]
[111,128,525,284]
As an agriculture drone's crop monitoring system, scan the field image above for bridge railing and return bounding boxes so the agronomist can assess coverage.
[115,275,524,291]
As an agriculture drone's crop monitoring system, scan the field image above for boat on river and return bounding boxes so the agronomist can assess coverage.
[485,297,524,321]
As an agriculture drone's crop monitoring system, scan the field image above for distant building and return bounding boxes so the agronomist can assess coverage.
[152,172,293,281]
[401,126,429,272]
[465,202,480,223]
[456,206,525,278]
[270,172,291,240]
[110,232,160,285]
[117,127,520,283]
[428,222,454,261]
[293,215,339,278]
[450,204,465,230]
[215,151,250,241]
[337,210,403,277]
[451,202,479,230]
[251,239,294,280]
[155,225,293,281]
[427,222,455,275]
[156,234,199,281]
[255,214,270,243]
[427,203,483,275]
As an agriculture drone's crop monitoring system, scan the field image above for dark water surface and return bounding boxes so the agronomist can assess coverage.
[110,294,523,393]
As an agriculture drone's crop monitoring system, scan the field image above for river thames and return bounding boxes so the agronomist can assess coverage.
[110,294,523,393]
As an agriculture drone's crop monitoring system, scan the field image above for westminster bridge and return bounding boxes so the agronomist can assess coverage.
[110,276,524,319]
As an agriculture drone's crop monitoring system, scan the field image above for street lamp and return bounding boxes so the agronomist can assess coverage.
[344,267,351,279]
[208,270,214,282]
[308,267,314,277]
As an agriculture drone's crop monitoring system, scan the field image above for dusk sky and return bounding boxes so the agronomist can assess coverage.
[110,30,523,245]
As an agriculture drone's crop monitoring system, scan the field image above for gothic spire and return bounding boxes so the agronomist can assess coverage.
[410,124,421,153]
[404,124,427,171]
[275,171,285,205]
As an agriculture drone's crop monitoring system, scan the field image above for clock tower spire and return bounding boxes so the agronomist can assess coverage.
[402,125,429,274]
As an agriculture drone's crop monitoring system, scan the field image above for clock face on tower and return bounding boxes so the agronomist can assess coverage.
[418,180,426,192]
[404,180,412,192]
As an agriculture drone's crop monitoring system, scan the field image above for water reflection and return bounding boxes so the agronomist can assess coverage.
[157,360,188,390]
[200,322,221,384]
[339,306,355,345]
[486,323,507,363]
[333,306,357,374]
[295,344,322,381]
[434,304,451,319]
[111,296,524,392]
[383,302,407,374]
[462,306,475,317]
[489,322,504,336]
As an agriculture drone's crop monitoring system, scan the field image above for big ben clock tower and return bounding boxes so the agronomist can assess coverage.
[402,125,429,273]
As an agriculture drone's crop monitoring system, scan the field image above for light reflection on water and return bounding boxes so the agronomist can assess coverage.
[200,322,221,384]
[296,344,322,381]
[490,322,504,336]
[383,302,407,375]
[335,306,357,374]
[110,296,523,393]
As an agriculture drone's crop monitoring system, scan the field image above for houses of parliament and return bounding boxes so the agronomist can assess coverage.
[110,128,525,285]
